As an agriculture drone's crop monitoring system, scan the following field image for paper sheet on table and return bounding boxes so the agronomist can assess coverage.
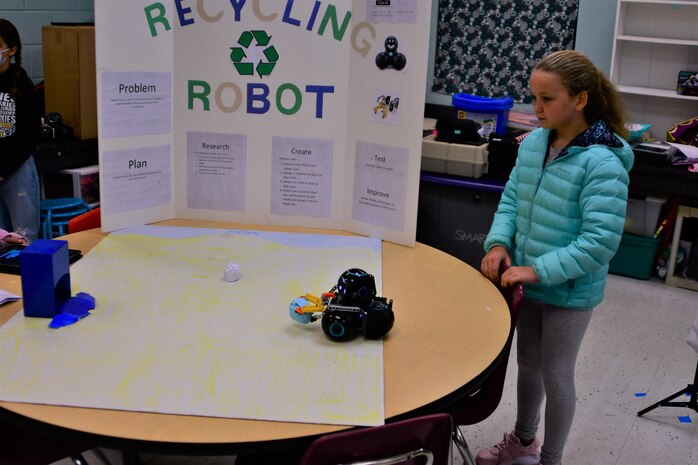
[0,289,20,305]
[667,142,698,160]
[0,226,385,426]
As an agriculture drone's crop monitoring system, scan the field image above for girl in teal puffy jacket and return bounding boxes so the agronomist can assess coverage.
[477,51,633,465]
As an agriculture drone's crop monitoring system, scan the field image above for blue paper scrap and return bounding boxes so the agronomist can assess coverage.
[634,392,647,397]
[74,292,96,308]
[49,313,80,329]
[678,415,692,424]
[48,292,96,329]
[60,299,91,319]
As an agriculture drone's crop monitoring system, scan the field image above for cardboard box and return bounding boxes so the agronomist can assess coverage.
[42,24,97,140]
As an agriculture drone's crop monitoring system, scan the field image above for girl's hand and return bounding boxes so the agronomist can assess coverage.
[5,233,27,245]
[501,266,539,287]
[481,246,511,282]
[0,230,27,247]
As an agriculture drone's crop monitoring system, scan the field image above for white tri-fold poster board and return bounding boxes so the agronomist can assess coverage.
[95,0,431,246]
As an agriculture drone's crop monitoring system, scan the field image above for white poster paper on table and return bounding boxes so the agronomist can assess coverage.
[0,226,385,426]
[101,71,171,138]
[352,140,408,230]
[187,132,247,212]
[102,145,172,214]
[271,137,333,218]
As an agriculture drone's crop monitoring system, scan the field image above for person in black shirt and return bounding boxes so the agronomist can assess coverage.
[0,19,40,241]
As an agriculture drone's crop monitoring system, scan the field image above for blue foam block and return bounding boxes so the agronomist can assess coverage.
[20,240,71,318]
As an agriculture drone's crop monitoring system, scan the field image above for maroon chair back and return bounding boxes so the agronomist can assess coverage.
[449,262,525,465]
[298,413,453,465]
[0,416,91,465]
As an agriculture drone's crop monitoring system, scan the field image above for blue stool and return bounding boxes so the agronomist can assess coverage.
[39,198,91,239]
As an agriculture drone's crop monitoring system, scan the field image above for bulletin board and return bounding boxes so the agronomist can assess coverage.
[94,0,431,246]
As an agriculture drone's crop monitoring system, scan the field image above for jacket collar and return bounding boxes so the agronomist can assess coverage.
[569,119,624,150]
[549,119,624,161]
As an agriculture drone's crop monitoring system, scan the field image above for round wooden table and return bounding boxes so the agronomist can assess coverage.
[0,220,509,455]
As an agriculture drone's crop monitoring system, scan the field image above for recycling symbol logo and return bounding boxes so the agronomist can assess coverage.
[230,30,278,78]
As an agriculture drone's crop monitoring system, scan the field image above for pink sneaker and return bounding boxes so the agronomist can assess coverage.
[475,431,541,465]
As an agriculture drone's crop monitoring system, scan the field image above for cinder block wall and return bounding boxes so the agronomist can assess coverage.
[0,1,94,83]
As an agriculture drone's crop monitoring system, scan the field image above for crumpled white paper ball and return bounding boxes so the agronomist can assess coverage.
[224,262,240,282]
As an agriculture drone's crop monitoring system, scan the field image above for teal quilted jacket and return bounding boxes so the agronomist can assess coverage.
[484,122,634,309]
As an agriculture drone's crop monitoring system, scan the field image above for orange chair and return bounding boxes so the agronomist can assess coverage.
[451,262,525,465]
[68,207,101,234]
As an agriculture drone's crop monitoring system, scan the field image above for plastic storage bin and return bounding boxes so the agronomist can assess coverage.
[421,134,488,178]
[447,141,488,178]
[452,93,514,136]
[608,232,661,280]
[624,196,666,237]
[421,134,449,173]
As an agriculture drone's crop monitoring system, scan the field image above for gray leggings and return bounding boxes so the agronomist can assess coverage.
[514,299,593,465]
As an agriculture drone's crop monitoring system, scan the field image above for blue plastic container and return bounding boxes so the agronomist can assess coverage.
[452,93,514,136]
[608,232,661,280]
